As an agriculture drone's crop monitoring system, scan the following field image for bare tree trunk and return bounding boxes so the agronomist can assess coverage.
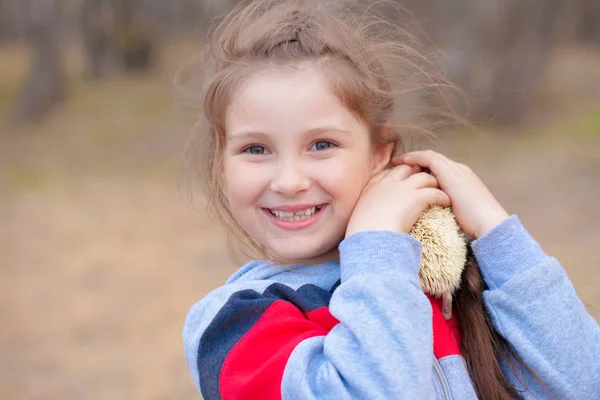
[427,0,562,125]
[486,0,562,124]
[113,0,156,72]
[0,0,30,42]
[82,0,114,79]
[13,0,66,124]
[575,0,600,43]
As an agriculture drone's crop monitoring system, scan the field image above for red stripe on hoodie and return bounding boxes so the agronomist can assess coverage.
[220,301,338,400]
[219,294,461,400]
[429,296,462,359]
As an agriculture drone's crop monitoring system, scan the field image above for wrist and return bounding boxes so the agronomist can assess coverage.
[345,220,404,238]
[340,230,422,284]
[474,209,510,238]
[472,215,545,289]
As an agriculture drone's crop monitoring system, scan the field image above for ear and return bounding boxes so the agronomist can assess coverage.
[371,141,394,175]
[370,125,396,174]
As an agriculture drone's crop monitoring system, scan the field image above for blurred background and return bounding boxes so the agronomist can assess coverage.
[1,0,599,399]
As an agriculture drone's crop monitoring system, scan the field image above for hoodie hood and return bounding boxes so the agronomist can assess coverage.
[225,259,342,291]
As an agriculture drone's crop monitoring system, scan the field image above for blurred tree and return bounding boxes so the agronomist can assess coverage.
[81,0,159,76]
[113,0,156,72]
[573,0,600,44]
[82,0,114,78]
[169,0,238,31]
[0,0,28,42]
[200,0,238,21]
[406,0,563,125]
[484,0,562,124]
[138,0,174,33]
[13,0,67,124]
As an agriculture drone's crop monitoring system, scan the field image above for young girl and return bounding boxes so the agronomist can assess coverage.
[182,1,600,398]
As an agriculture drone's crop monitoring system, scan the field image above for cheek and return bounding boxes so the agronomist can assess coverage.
[224,161,266,209]
[318,154,373,206]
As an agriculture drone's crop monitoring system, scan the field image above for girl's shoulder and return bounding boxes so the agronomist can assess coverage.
[184,259,341,350]
[183,260,341,390]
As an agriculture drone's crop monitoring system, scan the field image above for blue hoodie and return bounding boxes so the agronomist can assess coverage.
[183,216,600,399]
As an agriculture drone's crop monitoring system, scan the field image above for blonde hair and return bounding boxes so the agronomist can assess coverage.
[179,0,462,258]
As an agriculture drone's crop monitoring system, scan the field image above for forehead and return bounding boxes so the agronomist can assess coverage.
[225,66,364,137]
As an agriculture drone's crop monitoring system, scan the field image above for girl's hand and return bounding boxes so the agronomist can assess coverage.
[346,165,451,237]
[392,151,509,239]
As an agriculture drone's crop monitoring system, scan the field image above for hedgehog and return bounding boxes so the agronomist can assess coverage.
[409,205,467,320]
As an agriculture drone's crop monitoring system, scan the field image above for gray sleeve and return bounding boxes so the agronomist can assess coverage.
[473,215,600,399]
[281,230,437,399]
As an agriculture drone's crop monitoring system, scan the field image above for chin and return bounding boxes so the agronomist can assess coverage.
[272,245,323,262]
[268,237,340,264]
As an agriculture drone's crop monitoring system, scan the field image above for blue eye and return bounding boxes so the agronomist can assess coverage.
[244,145,266,155]
[312,141,334,151]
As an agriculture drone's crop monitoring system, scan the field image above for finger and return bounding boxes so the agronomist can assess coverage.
[390,155,405,166]
[421,188,451,208]
[405,172,439,189]
[387,164,421,181]
[395,150,450,167]
[394,150,454,180]
[390,151,445,166]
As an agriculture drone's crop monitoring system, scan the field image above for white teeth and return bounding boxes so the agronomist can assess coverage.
[270,206,320,221]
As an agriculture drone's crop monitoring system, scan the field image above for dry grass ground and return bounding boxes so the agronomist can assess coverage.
[1,43,599,399]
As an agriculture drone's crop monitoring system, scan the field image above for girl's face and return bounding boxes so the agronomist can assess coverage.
[224,67,391,263]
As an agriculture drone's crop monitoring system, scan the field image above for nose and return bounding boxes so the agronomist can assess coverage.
[270,157,311,197]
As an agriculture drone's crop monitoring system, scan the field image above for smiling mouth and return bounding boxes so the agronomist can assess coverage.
[267,205,325,221]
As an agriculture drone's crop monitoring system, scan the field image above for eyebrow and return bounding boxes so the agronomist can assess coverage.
[227,131,270,143]
[305,126,352,137]
[227,126,352,142]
